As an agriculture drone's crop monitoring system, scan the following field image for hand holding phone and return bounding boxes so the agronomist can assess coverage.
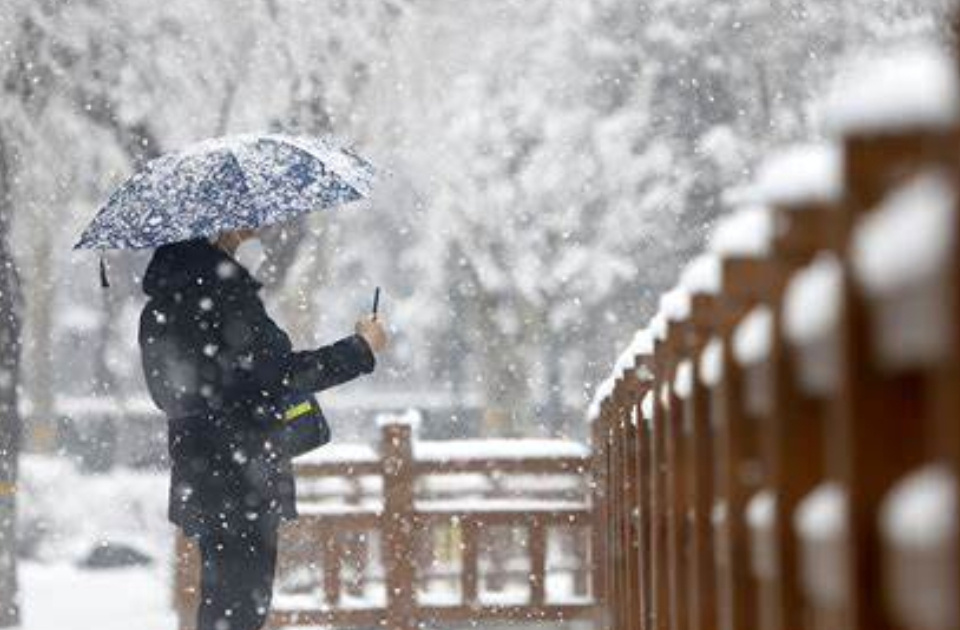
[357,287,387,353]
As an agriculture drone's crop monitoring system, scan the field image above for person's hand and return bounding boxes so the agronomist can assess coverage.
[356,315,388,354]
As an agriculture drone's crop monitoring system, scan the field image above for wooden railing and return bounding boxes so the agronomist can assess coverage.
[173,413,597,630]
[591,43,960,630]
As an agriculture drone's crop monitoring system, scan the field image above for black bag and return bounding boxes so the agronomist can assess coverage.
[271,391,331,458]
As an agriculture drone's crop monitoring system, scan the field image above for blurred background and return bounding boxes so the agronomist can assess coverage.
[0,2,957,629]
[0,0,953,464]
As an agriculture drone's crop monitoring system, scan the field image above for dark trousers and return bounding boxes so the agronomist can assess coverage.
[197,516,279,630]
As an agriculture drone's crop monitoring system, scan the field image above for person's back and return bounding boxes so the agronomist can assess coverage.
[138,233,386,630]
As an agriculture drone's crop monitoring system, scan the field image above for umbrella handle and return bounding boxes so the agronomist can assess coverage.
[100,257,110,289]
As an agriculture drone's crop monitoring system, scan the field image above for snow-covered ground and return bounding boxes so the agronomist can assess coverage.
[20,562,175,630]
[16,455,176,630]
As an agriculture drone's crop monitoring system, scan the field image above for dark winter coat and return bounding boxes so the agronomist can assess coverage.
[138,238,375,537]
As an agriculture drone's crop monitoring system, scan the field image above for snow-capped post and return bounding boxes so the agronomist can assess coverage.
[824,44,960,630]
[378,411,419,630]
[750,144,844,630]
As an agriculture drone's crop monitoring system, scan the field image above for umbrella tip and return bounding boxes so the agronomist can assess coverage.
[99,256,110,289]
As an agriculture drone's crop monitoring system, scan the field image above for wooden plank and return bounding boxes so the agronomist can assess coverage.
[764,203,838,630]
[379,421,418,630]
[271,603,597,627]
[529,519,548,606]
[461,519,479,605]
[412,457,590,476]
[416,603,596,622]
[298,456,591,478]
[662,320,689,630]
[294,512,380,529]
[322,531,341,607]
[623,379,644,630]
[591,403,610,620]
[638,378,655,630]
[294,462,382,477]
[652,336,670,630]
[834,129,955,630]
[269,607,385,628]
[687,295,719,630]
[608,414,623,630]
[714,257,770,630]
[415,509,590,527]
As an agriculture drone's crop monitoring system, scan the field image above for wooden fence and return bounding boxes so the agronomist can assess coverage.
[173,414,597,630]
[591,42,960,630]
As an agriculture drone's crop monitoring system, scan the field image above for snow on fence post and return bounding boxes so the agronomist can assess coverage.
[753,145,844,630]
[826,46,960,630]
[708,210,776,630]
[378,411,420,630]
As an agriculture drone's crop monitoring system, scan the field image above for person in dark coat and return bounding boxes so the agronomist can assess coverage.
[138,229,387,630]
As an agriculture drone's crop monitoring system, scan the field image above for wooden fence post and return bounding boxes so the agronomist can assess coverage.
[652,332,671,630]
[637,368,656,630]
[837,129,956,630]
[713,258,773,630]
[380,418,418,630]
[686,294,719,630]
[174,533,200,630]
[664,320,690,630]
[591,398,612,629]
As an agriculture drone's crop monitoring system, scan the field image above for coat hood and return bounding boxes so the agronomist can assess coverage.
[142,238,260,298]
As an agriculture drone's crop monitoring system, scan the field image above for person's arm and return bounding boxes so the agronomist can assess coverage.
[221,297,376,398]
[282,333,376,393]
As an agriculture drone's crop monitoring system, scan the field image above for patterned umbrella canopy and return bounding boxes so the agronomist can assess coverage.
[74,134,376,250]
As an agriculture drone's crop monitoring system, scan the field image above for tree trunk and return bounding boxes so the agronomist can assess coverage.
[0,131,24,629]
[477,294,529,437]
[23,228,55,451]
[544,338,565,435]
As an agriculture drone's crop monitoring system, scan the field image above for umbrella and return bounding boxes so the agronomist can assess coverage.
[74,133,375,252]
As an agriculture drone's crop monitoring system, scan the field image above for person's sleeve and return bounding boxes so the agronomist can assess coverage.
[281,334,377,393]
[221,298,376,397]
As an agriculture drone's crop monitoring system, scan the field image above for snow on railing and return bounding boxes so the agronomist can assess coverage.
[852,171,957,296]
[825,44,960,133]
[754,143,844,208]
